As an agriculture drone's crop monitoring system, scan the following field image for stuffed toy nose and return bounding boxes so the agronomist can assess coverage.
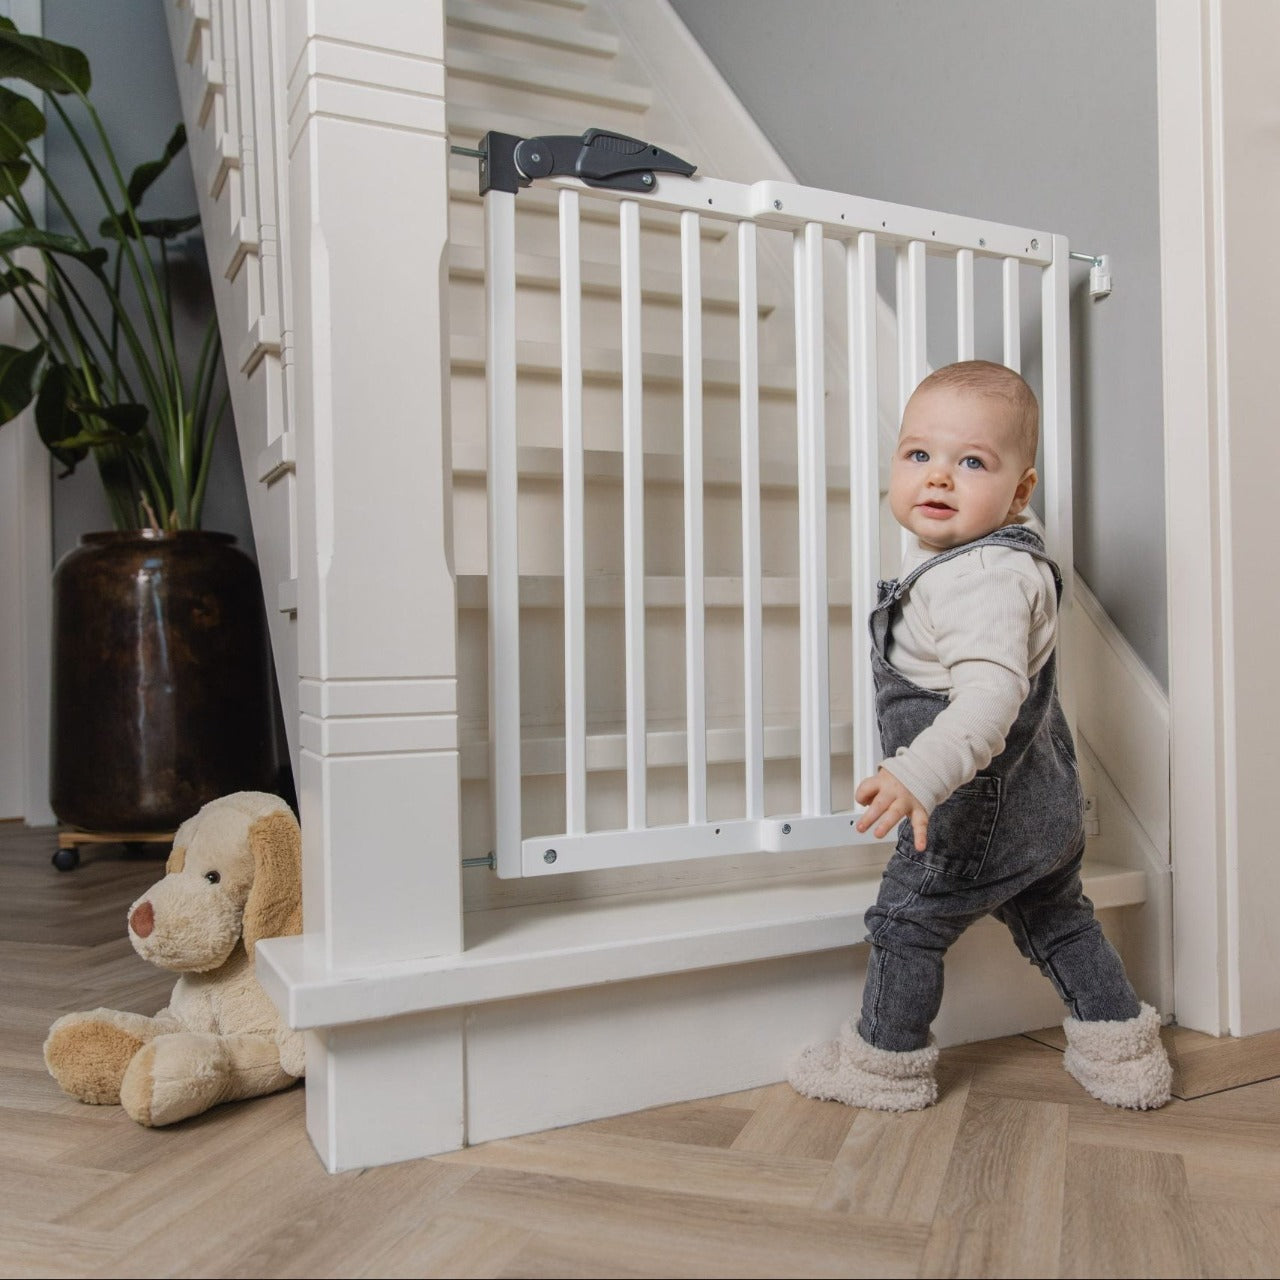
[130,901,154,938]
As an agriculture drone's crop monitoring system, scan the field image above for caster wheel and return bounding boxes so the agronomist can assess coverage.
[52,847,80,872]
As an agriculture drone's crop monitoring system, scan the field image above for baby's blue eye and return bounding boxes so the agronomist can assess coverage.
[961,456,985,470]
[907,449,929,463]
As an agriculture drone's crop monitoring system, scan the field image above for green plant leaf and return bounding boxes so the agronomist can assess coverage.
[34,363,85,472]
[0,83,44,160]
[71,399,148,436]
[0,226,107,271]
[0,156,29,196]
[0,265,37,297]
[126,122,186,206]
[0,339,43,424]
[0,25,90,96]
[98,212,201,242]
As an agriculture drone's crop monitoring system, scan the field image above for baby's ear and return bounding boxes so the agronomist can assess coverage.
[1012,465,1038,512]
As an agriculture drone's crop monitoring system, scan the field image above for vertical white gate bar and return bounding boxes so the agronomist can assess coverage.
[956,247,975,360]
[620,200,647,829]
[681,212,707,824]
[795,223,830,816]
[484,189,523,878]
[897,240,927,557]
[849,231,880,793]
[1002,256,1022,372]
[1042,234,1075,736]
[738,222,764,820]
[560,189,586,835]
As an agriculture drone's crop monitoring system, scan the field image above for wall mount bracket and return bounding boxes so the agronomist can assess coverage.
[473,129,696,196]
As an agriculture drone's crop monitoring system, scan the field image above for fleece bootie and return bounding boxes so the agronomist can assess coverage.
[1062,1002,1172,1110]
[788,1021,939,1112]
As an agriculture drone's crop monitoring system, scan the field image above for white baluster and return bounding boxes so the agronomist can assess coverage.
[956,247,975,361]
[1003,256,1021,372]
[738,222,764,821]
[681,211,707,824]
[620,200,647,830]
[795,223,830,816]
[849,231,880,795]
[485,188,522,878]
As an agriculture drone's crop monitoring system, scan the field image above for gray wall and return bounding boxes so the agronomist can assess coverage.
[670,0,1167,686]
[42,0,252,561]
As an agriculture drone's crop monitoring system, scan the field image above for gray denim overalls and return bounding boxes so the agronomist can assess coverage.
[857,524,1141,1052]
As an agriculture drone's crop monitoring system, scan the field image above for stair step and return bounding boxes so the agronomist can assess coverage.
[445,0,619,57]
[451,441,853,494]
[447,51,648,115]
[448,244,773,315]
[450,335,794,393]
[259,859,1145,1029]
[448,165,729,242]
[459,714,857,781]
[456,574,856,611]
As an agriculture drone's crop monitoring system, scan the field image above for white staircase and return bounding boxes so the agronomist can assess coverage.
[166,0,1170,1171]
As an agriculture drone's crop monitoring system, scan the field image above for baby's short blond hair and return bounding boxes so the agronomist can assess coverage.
[914,360,1039,465]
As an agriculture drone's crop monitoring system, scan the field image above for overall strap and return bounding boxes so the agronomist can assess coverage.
[892,524,1063,602]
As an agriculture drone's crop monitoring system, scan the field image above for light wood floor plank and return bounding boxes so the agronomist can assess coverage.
[356,1212,533,1280]
[441,1127,831,1207]
[813,1060,971,1222]
[444,1166,927,1279]
[1190,1199,1280,1279]
[1060,1143,1201,1279]
[729,1082,858,1161]
[584,1099,753,1148]
[919,1094,1068,1279]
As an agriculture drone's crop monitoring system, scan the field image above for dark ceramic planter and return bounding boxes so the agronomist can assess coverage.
[50,531,276,832]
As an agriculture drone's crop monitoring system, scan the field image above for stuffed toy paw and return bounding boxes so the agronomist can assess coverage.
[45,791,305,1127]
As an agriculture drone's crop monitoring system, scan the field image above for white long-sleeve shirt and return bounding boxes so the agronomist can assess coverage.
[879,515,1058,814]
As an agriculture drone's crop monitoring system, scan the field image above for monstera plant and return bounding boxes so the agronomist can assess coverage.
[0,17,225,530]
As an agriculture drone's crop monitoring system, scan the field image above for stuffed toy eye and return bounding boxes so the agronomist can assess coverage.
[205,871,221,884]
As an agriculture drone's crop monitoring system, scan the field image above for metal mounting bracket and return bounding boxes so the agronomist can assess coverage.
[475,128,696,196]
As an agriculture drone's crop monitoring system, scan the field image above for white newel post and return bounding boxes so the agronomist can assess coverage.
[284,0,463,1169]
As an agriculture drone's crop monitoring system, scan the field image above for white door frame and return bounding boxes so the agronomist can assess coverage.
[0,0,53,827]
[1156,0,1280,1036]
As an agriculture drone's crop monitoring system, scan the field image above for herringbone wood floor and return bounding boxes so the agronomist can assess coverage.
[3,820,1279,1279]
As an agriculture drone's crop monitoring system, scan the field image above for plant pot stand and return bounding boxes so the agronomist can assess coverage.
[53,829,175,872]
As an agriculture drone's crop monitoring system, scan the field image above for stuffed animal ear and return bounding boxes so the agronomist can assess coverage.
[241,805,302,960]
[166,814,199,874]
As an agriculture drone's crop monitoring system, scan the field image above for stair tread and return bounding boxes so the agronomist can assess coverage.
[450,441,856,493]
[445,0,619,57]
[450,334,795,392]
[448,243,776,314]
[457,713,855,780]
[258,858,1145,1027]
[455,573,856,610]
[447,47,650,112]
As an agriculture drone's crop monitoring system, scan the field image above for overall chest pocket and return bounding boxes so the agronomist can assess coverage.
[897,774,1002,880]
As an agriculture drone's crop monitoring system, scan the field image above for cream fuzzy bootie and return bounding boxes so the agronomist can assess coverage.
[1062,1002,1172,1110]
[788,1021,939,1112]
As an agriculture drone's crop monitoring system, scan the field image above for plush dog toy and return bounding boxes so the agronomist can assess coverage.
[44,791,305,1127]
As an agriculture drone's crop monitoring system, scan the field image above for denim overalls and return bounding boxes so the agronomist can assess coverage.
[858,524,1141,1052]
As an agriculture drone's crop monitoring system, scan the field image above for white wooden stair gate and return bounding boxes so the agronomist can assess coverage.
[166,0,1157,1172]
[477,137,1073,879]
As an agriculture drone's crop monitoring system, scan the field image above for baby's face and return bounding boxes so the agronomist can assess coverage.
[889,385,1037,552]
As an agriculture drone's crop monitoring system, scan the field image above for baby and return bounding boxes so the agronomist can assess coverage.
[789,360,1171,1112]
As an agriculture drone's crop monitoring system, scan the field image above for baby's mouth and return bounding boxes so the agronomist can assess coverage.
[918,500,955,516]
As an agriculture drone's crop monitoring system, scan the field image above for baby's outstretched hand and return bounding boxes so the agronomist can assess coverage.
[855,769,929,852]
